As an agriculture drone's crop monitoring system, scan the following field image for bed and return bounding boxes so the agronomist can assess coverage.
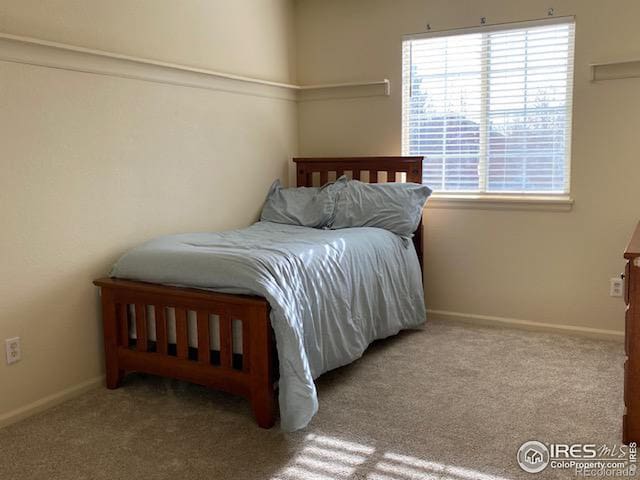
[93,156,425,430]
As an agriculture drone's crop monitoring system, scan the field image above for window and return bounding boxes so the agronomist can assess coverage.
[402,18,575,195]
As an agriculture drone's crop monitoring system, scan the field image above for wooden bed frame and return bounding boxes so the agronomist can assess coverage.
[94,156,424,428]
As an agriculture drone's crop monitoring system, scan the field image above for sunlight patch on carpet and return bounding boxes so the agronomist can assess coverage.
[272,434,512,480]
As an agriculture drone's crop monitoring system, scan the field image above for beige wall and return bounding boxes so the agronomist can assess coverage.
[0,0,297,420]
[295,0,640,333]
[0,0,297,83]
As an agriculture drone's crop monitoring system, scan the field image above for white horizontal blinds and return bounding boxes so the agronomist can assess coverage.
[486,22,574,193]
[402,19,575,194]
[402,33,484,191]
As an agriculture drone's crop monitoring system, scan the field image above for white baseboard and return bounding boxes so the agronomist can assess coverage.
[0,375,104,429]
[428,309,624,342]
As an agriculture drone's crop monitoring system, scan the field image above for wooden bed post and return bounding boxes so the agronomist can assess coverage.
[101,288,124,389]
[249,303,275,428]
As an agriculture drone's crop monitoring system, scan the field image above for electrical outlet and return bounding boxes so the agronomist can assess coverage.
[610,277,624,297]
[5,337,21,365]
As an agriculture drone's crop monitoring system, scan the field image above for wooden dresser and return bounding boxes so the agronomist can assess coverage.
[624,222,640,443]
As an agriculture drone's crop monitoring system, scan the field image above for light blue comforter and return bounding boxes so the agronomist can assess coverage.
[111,221,426,430]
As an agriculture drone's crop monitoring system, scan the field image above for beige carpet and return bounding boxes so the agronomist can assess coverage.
[0,319,624,480]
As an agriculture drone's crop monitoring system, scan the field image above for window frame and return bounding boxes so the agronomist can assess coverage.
[401,16,575,208]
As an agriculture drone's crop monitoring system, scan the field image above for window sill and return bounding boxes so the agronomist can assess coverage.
[426,194,574,212]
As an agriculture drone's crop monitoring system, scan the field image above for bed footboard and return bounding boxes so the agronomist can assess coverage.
[94,278,276,428]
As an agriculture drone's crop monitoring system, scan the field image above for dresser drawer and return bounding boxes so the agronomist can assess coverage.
[626,306,631,355]
[625,359,629,407]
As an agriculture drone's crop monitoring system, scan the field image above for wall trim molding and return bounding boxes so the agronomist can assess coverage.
[297,79,390,102]
[428,309,624,342]
[591,59,640,82]
[0,375,104,429]
[0,32,390,101]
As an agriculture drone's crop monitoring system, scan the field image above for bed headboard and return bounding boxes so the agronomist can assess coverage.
[292,156,424,272]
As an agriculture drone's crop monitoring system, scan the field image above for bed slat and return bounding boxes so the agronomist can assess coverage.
[352,169,361,180]
[118,303,129,347]
[387,171,396,182]
[370,170,378,183]
[175,308,189,359]
[197,311,210,364]
[242,319,251,373]
[220,314,232,368]
[135,304,147,352]
[319,171,328,185]
[155,306,167,355]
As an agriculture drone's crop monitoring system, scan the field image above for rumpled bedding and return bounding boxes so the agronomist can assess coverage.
[111,221,426,430]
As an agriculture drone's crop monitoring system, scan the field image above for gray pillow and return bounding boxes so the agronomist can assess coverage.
[331,180,432,236]
[260,176,347,228]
